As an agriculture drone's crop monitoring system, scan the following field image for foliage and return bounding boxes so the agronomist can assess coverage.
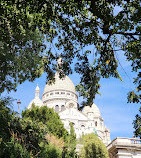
[0,98,64,158]
[0,138,30,158]
[38,143,62,158]
[63,122,77,158]
[45,134,65,150]
[69,123,77,157]
[0,0,140,105]
[133,107,141,138]
[0,0,46,93]
[0,97,14,142]
[0,115,48,157]
[10,117,48,156]
[22,104,68,139]
[22,105,78,157]
[79,133,109,158]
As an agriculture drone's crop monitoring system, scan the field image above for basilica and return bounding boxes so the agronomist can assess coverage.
[27,58,141,158]
[28,58,111,146]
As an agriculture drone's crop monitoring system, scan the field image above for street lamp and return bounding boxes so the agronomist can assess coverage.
[17,99,21,115]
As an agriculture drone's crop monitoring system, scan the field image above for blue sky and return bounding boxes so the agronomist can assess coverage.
[2,49,140,141]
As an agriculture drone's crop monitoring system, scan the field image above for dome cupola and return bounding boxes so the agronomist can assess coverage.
[42,58,78,109]
[43,73,76,94]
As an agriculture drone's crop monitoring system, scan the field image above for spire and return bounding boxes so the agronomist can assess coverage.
[35,84,40,98]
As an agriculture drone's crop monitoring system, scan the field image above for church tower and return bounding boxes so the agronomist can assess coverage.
[35,84,40,98]
[28,84,43,109]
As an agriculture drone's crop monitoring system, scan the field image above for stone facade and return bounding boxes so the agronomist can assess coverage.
[107,137,141,158]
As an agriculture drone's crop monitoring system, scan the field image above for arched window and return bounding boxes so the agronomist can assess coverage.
[61,105,65,111]
[55,105,59,112]
[95,121,97,127]
[61,92,65,94]
[81,125,85,128]
[81,125,85,134]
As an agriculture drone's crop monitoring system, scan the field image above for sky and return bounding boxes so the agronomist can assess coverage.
[2,49,140,142]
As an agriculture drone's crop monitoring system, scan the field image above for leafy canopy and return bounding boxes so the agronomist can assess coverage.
[79,133,109,158]
[63,122,77,158]
[0,98,70,158]
[22,104,68,139]
[1,138,30,158]
[133,107,141,138]
[0,0,140,106]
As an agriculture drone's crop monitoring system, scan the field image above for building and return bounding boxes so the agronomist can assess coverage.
[107,137,141,158]
[27,58,141,157]
[28,58,111,145]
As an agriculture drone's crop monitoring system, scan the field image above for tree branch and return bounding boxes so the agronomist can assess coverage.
[116,32,140,36]
[103,34,111,53]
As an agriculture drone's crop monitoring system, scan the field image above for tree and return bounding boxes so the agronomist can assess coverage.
[0,0,46,93]
[72,0,141,106]
[38,143,62,158]
[1,0,140,106]
[63,122,77,158]
[133,107,141,138]
[79,133,109,158]
[69,123,77,157]
[0,97,14,142]
[0,116,63,158]
[0,0,81,93]
[22,105,68,139]
[1,138,30,158]
[22,105,78,157]
[0,99,64,158]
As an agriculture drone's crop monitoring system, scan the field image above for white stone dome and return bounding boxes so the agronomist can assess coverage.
[28,97,43,109]
[83,103,101,117]
[43,72,76,94]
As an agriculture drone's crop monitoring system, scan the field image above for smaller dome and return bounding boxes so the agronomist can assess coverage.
[83,103,101,117]
[28,97,43,109]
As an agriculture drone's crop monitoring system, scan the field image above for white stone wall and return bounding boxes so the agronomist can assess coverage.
[42,90,78,110]
[107,138,141,158]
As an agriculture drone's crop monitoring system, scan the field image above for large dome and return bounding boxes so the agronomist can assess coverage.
[43,72,76,94]
[83,103,101,117]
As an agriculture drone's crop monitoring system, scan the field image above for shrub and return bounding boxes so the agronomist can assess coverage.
[79,133,109,158]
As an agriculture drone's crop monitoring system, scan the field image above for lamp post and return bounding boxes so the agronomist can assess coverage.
[17,99,21,116]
